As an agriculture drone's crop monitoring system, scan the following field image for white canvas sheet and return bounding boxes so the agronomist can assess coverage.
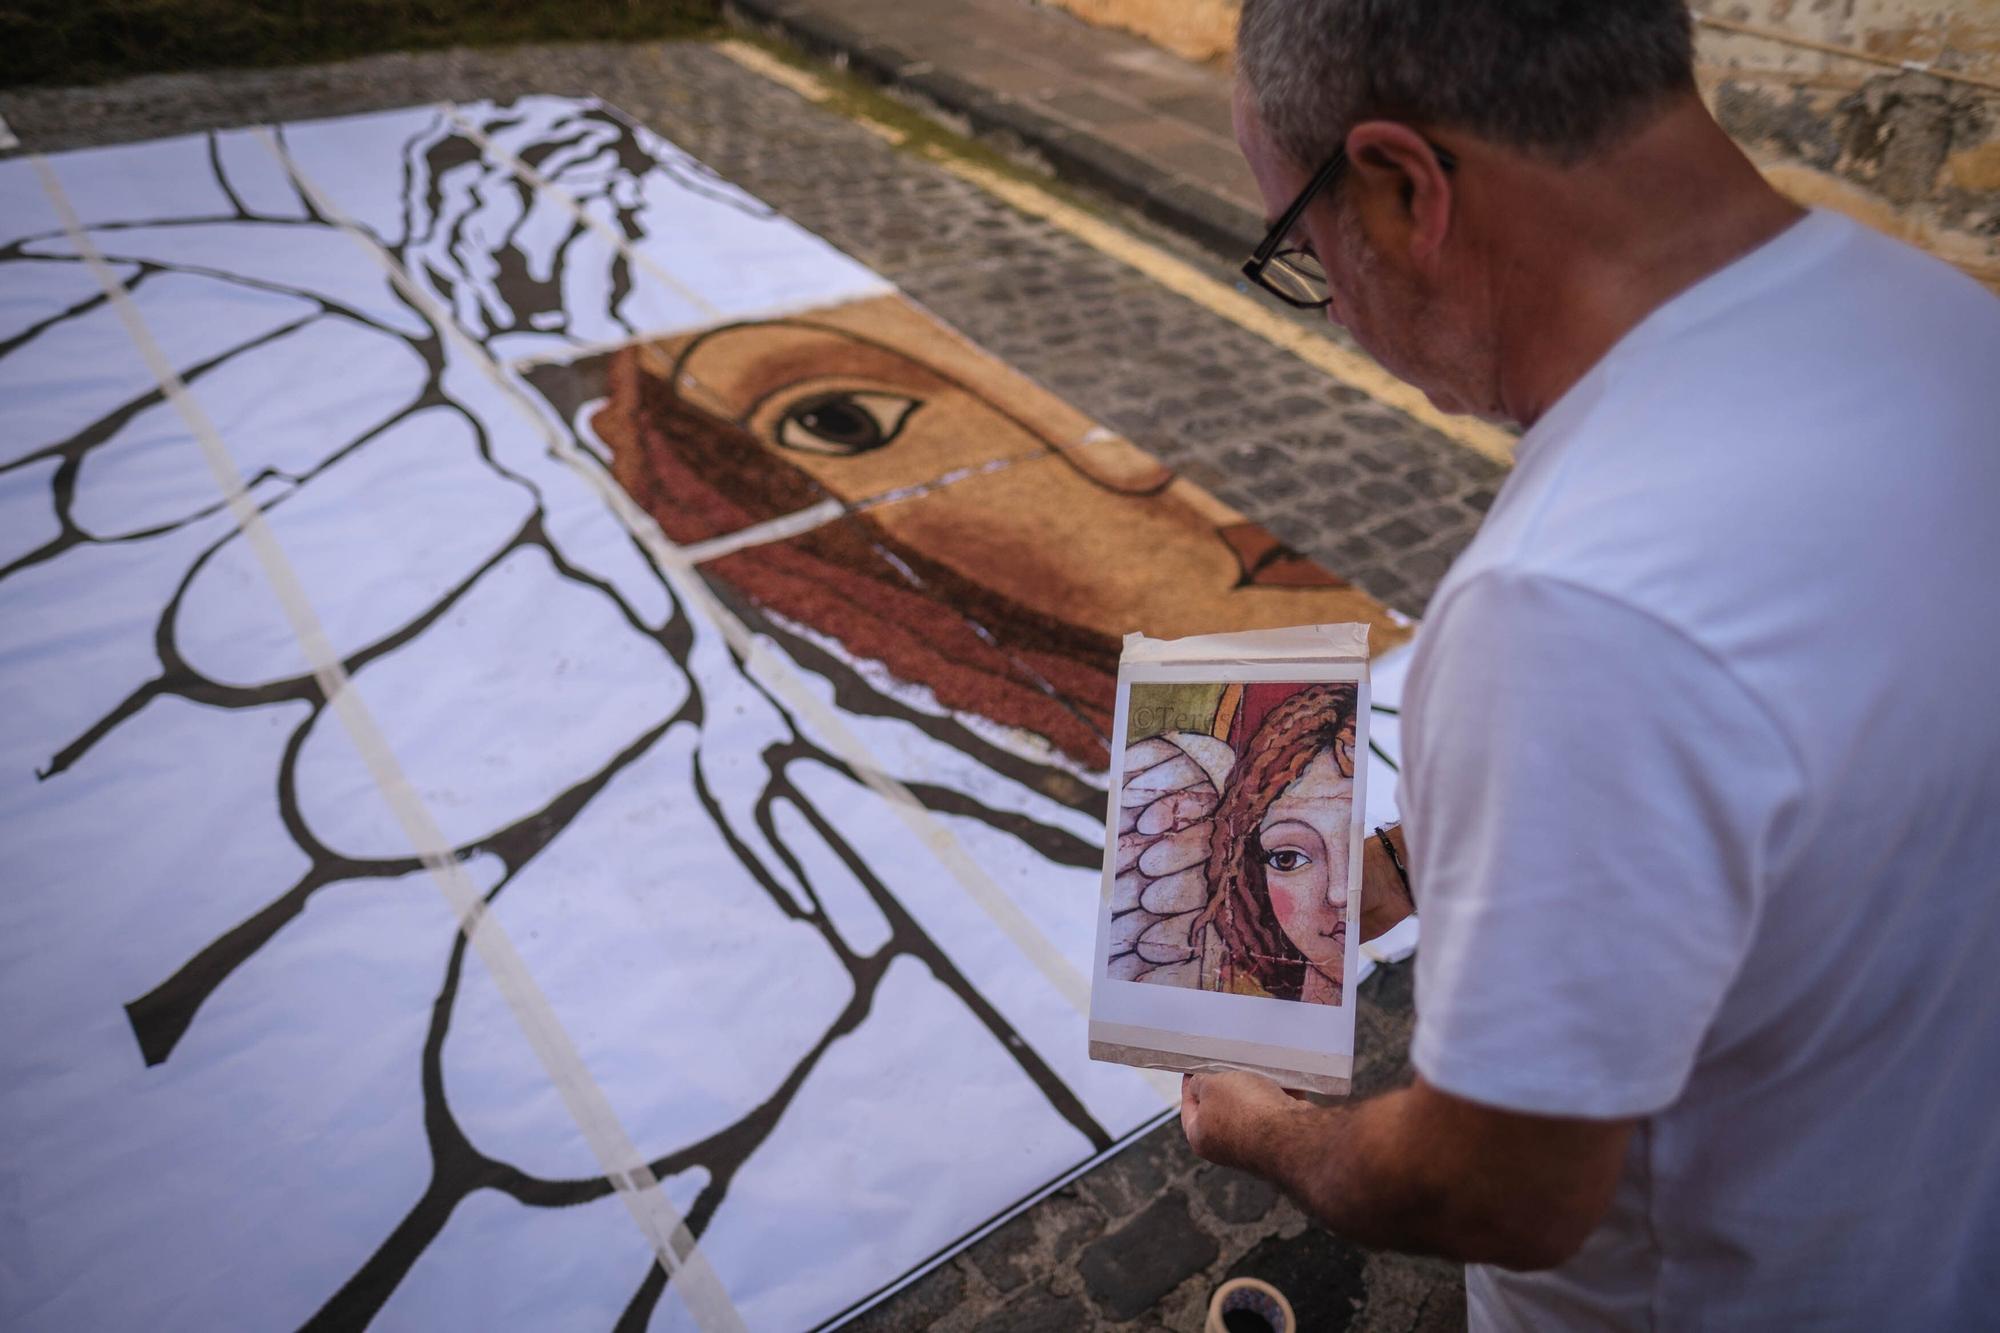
[0,97,1417,1331]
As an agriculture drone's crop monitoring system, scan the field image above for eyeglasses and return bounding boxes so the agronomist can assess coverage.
[1242,150,1347,309]
[1241,141,1458,310]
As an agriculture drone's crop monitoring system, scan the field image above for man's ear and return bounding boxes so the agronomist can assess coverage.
[1344,121,1454,269]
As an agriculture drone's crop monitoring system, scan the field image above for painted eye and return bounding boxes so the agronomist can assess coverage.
[775,391,921,456]
[1263,848,1312,873]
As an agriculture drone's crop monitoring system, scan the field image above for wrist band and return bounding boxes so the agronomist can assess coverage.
[1374,824,1413,909]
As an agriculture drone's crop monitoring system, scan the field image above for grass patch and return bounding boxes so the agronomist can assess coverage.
[1,0,724,89]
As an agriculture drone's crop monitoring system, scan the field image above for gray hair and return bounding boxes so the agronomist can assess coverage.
[1237,0,1696,167]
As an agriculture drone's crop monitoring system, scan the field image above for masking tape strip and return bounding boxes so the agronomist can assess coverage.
[679,497,849,564]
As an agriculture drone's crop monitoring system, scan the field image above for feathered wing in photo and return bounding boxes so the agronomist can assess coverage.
[1105,729,1238,987]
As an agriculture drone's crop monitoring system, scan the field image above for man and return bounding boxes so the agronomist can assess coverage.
[1180,1,2000,1326]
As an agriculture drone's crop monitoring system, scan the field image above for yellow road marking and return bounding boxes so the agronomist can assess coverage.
[714,38,834,103]
[927,153,1518,464]
[713,39,1517,465]
[714,41,908,144]
[854,116,910,145]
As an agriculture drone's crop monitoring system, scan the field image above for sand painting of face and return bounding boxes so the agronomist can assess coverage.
[1113,682,1358,1006]
[530,292,1408,772]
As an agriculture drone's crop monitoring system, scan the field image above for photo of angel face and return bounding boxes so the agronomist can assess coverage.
[1108,681,1358,1007]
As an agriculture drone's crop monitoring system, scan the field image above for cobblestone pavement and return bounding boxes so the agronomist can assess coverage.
[1,39,1480,1329]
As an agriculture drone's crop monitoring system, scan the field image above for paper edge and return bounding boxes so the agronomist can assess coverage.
[1088,1040,1351,1097]
[1121,622,1371,665]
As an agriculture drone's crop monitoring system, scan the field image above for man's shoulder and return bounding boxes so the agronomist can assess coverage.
[1658,210,2000,357]
[1813,210,2000,314]
[1447,218,2000,634]
[1605,211,2000,429]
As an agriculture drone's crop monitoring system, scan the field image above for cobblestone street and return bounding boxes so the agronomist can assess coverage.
[2,35,1486,1330]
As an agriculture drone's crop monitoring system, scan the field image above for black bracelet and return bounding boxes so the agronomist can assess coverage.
[1374,824,1413,909]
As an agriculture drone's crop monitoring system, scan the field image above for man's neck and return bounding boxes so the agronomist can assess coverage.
[1487,95,1807,427]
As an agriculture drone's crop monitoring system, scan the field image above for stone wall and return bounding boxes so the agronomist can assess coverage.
[1700,1,1999,289]
[1035,0,1238,63]
[1034,0,2000,290]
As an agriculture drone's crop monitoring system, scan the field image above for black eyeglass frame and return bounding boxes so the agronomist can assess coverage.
[1241,140,1459,310]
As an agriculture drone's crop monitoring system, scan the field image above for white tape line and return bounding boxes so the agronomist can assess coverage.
[850,452,1035,514]
[0,113,20,152]
[441,105,724,325]
[678,452,1035,565]
[680,497,846,564]
[258,123,1156,1107]
[45,140,745,1333]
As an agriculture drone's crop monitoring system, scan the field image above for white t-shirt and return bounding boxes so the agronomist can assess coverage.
[1401,209,2000,1329]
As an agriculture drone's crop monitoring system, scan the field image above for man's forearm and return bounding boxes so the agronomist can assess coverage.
[1244,1088,1465,1259]
[1233,1082,1623,1270]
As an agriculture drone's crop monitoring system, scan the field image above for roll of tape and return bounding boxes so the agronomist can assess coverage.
[1205,1276,1297,1333]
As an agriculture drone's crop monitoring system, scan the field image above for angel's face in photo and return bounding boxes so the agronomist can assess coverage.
[1256,747,1351,975]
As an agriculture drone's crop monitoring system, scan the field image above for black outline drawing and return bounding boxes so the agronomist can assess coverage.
[2,98,1137,1331]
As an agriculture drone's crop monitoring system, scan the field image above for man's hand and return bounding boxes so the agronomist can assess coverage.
[1179,1071,1299,1172]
